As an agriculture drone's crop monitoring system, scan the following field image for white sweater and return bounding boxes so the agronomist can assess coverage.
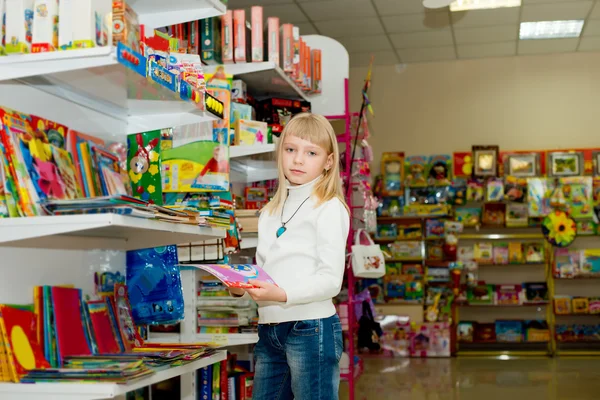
[255,177,350,324]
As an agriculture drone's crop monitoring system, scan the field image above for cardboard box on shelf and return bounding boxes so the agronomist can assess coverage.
[265,16,279,66]
[251,6,263,62]
[201,17,222,64]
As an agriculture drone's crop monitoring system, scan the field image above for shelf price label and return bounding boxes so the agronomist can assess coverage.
[211,334,229,347]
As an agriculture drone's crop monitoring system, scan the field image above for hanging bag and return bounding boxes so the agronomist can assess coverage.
[351,228,386,278]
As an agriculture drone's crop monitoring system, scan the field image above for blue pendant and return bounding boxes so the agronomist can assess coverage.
[276,226,287,238]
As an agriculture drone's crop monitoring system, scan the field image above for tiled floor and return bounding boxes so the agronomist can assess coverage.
[340,357,600,400]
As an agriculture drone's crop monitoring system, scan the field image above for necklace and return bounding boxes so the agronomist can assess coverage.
[277,195,310,238]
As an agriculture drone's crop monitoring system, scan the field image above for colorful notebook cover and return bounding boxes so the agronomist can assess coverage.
[86,300,121,355]
[187,264,277,289]
[67,130,105,197]
[114,284,144,351]
[51,146,83,199]
[0,305,50,380]
[43,286,58,367]
[51,287,93,365]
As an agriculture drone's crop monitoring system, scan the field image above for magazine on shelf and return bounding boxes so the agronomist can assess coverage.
[184,264,277,289]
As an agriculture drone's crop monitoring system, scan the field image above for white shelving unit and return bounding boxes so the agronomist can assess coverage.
[0,350,226,400]
[149,332,258,347]
[130,0,225,29]
[204,62,310,101]
[230,144,276,158]
[240,234,258,250]
[0,214,225,250]
[231,159,278,183]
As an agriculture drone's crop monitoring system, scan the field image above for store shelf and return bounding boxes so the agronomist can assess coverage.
[130,0,226,30]
[0,214,225,250]
[231,159,278,183]
[240,234,258,249]
[458,302,549,307]
[148,332,258,347]
[0,350,226,400]
[384,258,424,263]
[204,62,310,101]
[0,48,220,138]
[377,215,448,222]
[477,263,546,267]
[457,342,550,357]
[230,144,276,158]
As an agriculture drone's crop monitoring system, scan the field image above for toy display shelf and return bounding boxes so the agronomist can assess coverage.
[477,263,546,267]
[230,159,278,183]
[240,234,258,249]
[204,62,310,101]
[374,237,441,244]
[130,0,225,29]
[377,215,449,222]
[0,214,225,251]
[457,341,551,358]
[0,48,220,138]
[457,302,550,307]
[230,144,276,158]
[148,332,259,347]
[0,350,226,400]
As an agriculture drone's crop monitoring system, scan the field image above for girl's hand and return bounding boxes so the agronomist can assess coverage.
[228,287,246,297]
[245,280,287,302]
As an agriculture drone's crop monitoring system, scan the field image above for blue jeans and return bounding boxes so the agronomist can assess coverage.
[252,314,343,400]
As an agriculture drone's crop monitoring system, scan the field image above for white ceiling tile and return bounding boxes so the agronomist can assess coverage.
[373,0,426,15]
[583,19,600,36]
[390,29,454,48]
[243,4,307,24]
[578,36,600,51]
[454,25,518,44]
[382,11,451,33]
[521,1,593,22]
[336,35,393,53]
[314,18,384,38]
[451,8,520,27]
[300,0,376,22]
[398,46,457,62]
[591,2,600,19]
[518,38,579,54]
[350,51,399,67]
[458,41,516,59]
[295,22,319,36]
[523,0,589,3]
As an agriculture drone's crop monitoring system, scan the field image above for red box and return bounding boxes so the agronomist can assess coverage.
[265,17,279,66]
[251,6,263,62]
[221,10,233,63]
[280,23,293,73]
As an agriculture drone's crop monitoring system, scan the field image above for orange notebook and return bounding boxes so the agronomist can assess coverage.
[0,305,49,381]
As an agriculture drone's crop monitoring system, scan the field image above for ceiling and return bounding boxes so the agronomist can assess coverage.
[226,0,600,66]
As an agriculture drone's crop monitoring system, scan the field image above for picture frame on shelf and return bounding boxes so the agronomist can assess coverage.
[472,145,499,178]
[504,153,539,177]
[548,151,583,177]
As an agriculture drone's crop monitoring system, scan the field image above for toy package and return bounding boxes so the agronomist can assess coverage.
[496,284,521,305]
[234,119,268,146]
[200,17,222,64]
[572,297,590,314]
[524,320,550,343]
[266,16,279,66]
[280,23,293,73]
[427,154,451,186]
[554,248,581,278]
[397,223,422,239]
[231,80,247,103]
[427,243,444,260]
[474,242,493,264]
[560,176,594,219]
[403,263,424,276]
[474,323,496,343]
[453,152,473,178]
[482,202,505,226]
[508,242,524,264]
[496,320,523,342]
[455,207,481,227]
[112,0,139,52]
[405,156,428,187]
[493,243,509,264]
[311,48,322,94]
[380,317,411,357]
[221,10,233,63]
[389,241,421,259]
[577,220,596,236]
[233,9,250,63]
[425,219,444,239]
[527,177,552,217]
[554,296,572,314]
[467,284,494,305]
[582,249,600,276]
[72,0,105,48]
[376,223,397,239]
[524,243,544,263]
[504,176,526,202]
[466,179,484,202]
[447,183,466,206]
[31,0,58,52]
[303,43,311,90]
[522,282,548,303]
[458,245,474,261]
[377,196,404,217]
[250,6,263,62]
[381,152,404,195]
[5,0,33,53]
[127,130,163,204]
[506,203,528,227]
[206,74,231,144]
[410,322,450,358]
[230,102,253,129]
[457,321,475,343]
[486,178,504,202]
[589,297,600,314]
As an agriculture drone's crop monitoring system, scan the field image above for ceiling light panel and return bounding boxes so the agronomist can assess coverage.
[450,0,521,12]
[519,20,584,40]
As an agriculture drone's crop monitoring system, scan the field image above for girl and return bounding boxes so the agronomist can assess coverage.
[230,113,350,400]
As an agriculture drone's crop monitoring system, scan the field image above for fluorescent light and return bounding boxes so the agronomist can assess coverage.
[450,0,521,12]
[519,20,584,40]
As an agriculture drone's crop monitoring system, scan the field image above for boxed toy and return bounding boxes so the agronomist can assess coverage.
[589,297,600,314]
[467,284,494,305]
[410,322,450,358]
[572,297,590,314]
[112,0,140,52]
[427,243,444,260]
[455,207,481,227]
[474,323,496,343]
[233,9,250,63]
[524,320,550,343]
[280,23,293,73]
[389,241,421,259]
[554,295,572,315]
[265,16,279,66]
[493,243,508,264]
[554,248,581,278]
[201,17,222,64]
[496,284,521,305]
[127,130,163,205]
[311,48,322,94]
[425,219,444,238]
[230,102,253,127]
[5,0,34,53]
[457,321,475,343]
[405,156,429,187]
[377,223,398,239]
[506,203,528,227]
[397,223,421,239]
[525,242,544,263]
[231,79,247,103]
[381,152,404,195]
[303,43,311,90]
[486,178,504,202]
[206,75,231,144]
[508,242,524,264]
[221,10,233,63]
[457,245,474,261]
[32,0,58,52]
[522,282,548,303]
[495,320,523,342]
[474,242,493,264]
[582,249,600,276]
[251,6,263,62]
[292,26,300,79]
[234,119,268,146]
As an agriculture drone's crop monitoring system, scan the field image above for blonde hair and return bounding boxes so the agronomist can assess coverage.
[263,113,349,215]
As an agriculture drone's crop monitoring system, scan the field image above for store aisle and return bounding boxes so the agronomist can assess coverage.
[340,357,600,400]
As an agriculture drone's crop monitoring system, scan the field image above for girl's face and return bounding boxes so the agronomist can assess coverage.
[282,134,333,186]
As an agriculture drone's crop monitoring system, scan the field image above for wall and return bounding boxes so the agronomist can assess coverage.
[349,52,600,173]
